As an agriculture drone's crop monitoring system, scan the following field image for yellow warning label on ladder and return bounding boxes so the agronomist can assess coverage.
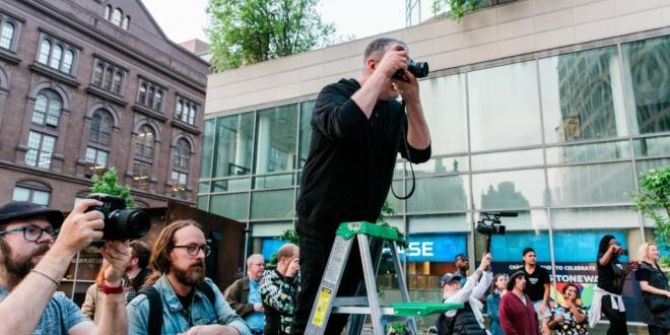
[311,287,332,327]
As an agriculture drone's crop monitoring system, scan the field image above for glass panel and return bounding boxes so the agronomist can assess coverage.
[197,196,208,210]
[298,101,315,168]
[471,149,543,171]
[212,178,252,192]
[551,207,639,230]
[472,169,545,209]
[38,39,50,64]
[32,190,49,206]
[468,61,542,151]
[385,180,403,215]
[547,162,634,207]
[636,158,670,179]
[407,176,469,213]
[62,50,74,74]
[412,156,467,176]
[12,187,30,201]
[622,35,670,135]
[540,46,628,143]
[0,22,14,49]
[198,181,209,193]
[419,74,468,155]
[546,140,631,165]
[255,105,298,174]
[210,193,249,221]
[254,173,295,189]
[213,113,254,177]
[200,119,215,178]
[634,135,670,158]
[49,45,62,69]
[250,190,295,219]
[409,213,469,233]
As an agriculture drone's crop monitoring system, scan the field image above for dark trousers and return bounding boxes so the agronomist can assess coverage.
[291,232,381,335]
[649,325,670,335]
[601,296,629,335]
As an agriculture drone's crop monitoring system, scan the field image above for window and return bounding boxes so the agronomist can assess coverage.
[36,35,77,75]
[32,89,62,127]
[0,21,14,50]
[12,184,50,206]
[85,147,108,169]
[25,131,55,169]
[135,125,155,161]
[104,5,112,20]
[176,96,198,125]
[111,9,123,26]
[136,79,164,111]
[89,109,113,146]
[91,58,126,95]
[173,138,191,169]
[132,161,152,190]
[122,15,130,30]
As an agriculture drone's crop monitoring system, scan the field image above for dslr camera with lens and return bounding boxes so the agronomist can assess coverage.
[393,59,429,81]
[86,193,150,240]
[476,211,517,236]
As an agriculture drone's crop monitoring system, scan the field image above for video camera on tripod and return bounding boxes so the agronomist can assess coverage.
[476,211,517,252]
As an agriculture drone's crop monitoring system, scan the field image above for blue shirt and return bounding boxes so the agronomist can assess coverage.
[246,278,265,331]
[127,275,251,335]
[0,286,90,335]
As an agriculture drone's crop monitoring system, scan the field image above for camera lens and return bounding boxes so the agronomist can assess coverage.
[104,209,150,240]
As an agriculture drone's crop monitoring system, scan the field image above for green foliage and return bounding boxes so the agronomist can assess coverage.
[208,0,338,71]
[91,168,135,208]
[432,0,482,21]
[632,168,670,243]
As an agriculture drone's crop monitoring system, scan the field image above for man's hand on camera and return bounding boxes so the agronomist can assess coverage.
[100,240,131,285]
[376,43,408,79]
[286,258,300,278]
[393,70,420,104]
[51,199,105,257]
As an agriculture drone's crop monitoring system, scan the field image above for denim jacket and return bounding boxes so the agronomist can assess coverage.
[127,274,251,335]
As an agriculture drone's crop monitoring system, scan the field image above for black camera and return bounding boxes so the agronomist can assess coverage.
[393,59,429,80]
[86,193,150,240]
[619,248,629,256]
[476,211,518,236]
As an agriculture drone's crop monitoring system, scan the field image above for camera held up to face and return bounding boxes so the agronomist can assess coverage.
[392,59,429,81]
[86,193,150,240]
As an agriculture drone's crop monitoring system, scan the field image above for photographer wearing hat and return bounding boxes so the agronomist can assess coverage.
[434,252,492,335]
[293,36,431,335]
[0,199,131,335]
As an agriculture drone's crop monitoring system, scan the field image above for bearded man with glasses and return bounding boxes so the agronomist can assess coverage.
[127,219,250,335]
[0,200,131,335]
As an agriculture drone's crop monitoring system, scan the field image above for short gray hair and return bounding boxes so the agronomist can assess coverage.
[364,37,407,61]
[246,253,264,266]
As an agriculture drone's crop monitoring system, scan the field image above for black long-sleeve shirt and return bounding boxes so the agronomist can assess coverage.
[296,78,431,237]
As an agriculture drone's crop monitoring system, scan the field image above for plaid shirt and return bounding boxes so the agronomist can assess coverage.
[259,269,299,334]
[0,286,89,334]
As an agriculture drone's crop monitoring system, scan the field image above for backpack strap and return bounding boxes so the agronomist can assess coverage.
[138,286,163,335]
[196,281,217,312]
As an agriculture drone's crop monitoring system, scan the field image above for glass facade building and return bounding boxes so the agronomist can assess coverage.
[200,33,670,323]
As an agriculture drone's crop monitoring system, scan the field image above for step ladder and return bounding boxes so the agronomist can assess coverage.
[305,222,463,335]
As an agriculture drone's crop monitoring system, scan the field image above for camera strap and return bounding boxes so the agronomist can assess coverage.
[391,100,416,200]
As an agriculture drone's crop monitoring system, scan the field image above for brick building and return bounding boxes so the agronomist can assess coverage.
[0,0,209,210]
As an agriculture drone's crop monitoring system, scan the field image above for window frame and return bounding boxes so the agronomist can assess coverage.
[31,89,62,128]
[12,183,51,206]
[136,78,165,112]
[25,131,56,169]
[35,34,78,75]
[176,96,199,125]
[0,12,21,52]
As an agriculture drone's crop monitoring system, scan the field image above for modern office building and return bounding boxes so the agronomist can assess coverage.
[201,0,670,325]
[0,0,209,210]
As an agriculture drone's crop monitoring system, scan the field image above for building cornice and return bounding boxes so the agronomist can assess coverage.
[15,0,207,95]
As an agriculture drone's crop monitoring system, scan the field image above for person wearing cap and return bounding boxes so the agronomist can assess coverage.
[434,252,492,335]
[499,270,540,335]
[0,199,131,335]
[454,253,469,287]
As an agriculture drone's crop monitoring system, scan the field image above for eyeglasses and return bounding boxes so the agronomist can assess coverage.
[0,225,58,242]
[173,244,211,257]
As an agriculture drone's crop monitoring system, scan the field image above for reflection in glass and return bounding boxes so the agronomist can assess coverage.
[479,210,550,262]
[634,136,670,158]
[386,180,403,215]
[409,214,469,233]
[197,196,208,210]
[545,140,631,165]
[251,190,295,219]
[540,46,627,143]
[210,193,249,221]
[623,35,670,135]
[254,174,295,189]
[256,105,298,174]
[407,176,468,213]
[211,178,252,192]
[299,101,315,168]
[419,74,468,155]
[547,162,634,207]
[213,113,254,178]
[472,169,545,209]
[412,156,467,177]
[469,61,542,151]
[636,158,670,179]
[471,149,543,171]
[551,207,638,230]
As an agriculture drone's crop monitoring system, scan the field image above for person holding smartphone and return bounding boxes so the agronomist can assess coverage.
[548,283,588,334]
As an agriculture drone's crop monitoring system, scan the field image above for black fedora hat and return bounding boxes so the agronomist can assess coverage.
[0,201,64,229]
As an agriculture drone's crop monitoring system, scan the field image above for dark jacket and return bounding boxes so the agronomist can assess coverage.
[499,292,540,335]
[637,261,670,328]
[436,302,486,335]
[224,276,254,318]
[296,78,431,237]
[259,269,299,335]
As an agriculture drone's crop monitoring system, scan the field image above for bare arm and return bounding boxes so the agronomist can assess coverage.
[396,73,430,150]
[570,304,586,324]
[640,281,670,297]
[599,245,616,266]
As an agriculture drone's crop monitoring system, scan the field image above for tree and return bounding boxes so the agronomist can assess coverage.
[633,168,670,244]
[90,168,135,208]
[208,0,337,71]
[431,0,486,21]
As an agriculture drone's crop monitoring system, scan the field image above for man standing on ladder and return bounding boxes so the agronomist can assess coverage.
[292,37,432,335]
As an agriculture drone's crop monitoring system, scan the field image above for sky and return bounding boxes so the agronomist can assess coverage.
[140,0,432,44]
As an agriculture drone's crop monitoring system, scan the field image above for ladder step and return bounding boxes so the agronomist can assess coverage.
[333,296,369,306]
[332,306,397,315]
[390,302,464,317]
